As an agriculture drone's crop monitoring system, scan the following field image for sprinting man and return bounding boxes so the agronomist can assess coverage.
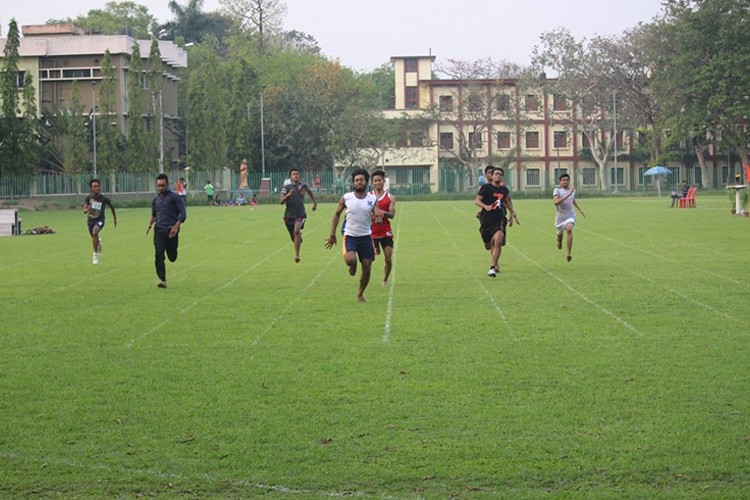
[83,178,117,265]
[553,173,585,262]
[475,167,515,277]
[146,173,187,288]
[325,168,382,302]
[369,169,396,286]
[280,167,317,263]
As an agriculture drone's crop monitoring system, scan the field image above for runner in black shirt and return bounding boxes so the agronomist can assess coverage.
[475,168,516,277]
[83,178,117,265]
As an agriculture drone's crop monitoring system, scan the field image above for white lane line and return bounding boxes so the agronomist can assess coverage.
[127,244,289,348]
[512,245,644,337]
[382,207,402,343]
[249,253,338,348]
[435,203,517,341]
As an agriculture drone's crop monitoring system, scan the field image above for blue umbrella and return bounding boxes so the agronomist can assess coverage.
[644,166,672,176]
[643,166,671,197]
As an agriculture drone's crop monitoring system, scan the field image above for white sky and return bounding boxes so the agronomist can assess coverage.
[5,0,666,72]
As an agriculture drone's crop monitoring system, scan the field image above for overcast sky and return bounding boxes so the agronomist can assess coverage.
[5,0,666,71]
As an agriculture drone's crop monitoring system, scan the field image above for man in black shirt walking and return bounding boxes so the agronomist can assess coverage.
[146,173,187,288]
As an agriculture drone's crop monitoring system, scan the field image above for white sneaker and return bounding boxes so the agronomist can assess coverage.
[93,253,99,265]
[487,266,497,277]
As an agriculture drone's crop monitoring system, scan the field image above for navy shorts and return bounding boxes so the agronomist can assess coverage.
[88,220,104,236]
[344,235,375,261]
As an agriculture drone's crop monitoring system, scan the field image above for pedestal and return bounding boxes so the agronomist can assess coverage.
[727,185,746,215]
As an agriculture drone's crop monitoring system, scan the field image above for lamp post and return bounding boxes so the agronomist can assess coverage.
[612,91,618,193]
[260,89,266,177]
[159,90,164,174]
[92,82,98,177]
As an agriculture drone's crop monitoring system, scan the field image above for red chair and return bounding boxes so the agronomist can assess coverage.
[678,187,697,208]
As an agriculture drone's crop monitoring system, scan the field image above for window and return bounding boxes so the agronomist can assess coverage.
[468,132,483,149]
[16,71,25,88]
[581,133,591,149]
[553,94,568,111]
[405,58,418,73]
[526,169,541,186]
[610,167,624,185]
[554,168,568,181]
[439,95,453,112]
[525,94,539,111]
[467,93,483,112]
[582,168,596,185]
[693,167,702,186]
[63,69,90,79]
[405,86,418,109]
[409,132,424,147]
[396,168,409,184]
[495,94,509,112]
[553,131,568,149]
[525,131,540,149]
[613,131,623,150]
[496,132,511,149]
[440,132,454,150]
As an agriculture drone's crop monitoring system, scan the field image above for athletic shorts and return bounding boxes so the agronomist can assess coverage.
[88,220,104,236]
[555,217,576,234]
[344,234,375,261]
[480,218,505,244]
[373,237,393,252]
[284,215,306,238]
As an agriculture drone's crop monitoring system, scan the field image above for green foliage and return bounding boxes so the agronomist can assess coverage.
[97,50,123,173]
[126,42,148,172]
[1,196,749,497]
[50,1,157,37]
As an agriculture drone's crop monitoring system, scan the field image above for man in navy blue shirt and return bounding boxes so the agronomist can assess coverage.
[146,173,187,288]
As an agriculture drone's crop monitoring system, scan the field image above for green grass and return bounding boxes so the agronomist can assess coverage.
[1,194,749,498]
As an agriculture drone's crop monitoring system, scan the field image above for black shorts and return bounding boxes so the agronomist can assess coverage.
[373,237,394,252]
[88,220,104,236]
[284,215,306,238]
[480,218,506,244]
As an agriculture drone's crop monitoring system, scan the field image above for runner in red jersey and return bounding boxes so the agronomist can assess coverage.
[369,169,396,286]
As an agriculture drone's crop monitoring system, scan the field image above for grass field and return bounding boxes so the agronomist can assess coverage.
[1,193,749,498]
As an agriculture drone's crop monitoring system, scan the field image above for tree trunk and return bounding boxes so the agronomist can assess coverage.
[693,143,710,189]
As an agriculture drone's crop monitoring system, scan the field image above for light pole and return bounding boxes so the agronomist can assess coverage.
[612,91,618,193]
[159,90,164,174]
[260,89,266,177]
[92,82,98,177]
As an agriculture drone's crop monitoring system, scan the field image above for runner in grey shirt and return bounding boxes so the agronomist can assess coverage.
[553,173,585,262]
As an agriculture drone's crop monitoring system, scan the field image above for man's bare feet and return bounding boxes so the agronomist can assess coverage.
[295,256,300,263]
[382,279,388,287]
[566,255,572,262]
[357,294,366,303]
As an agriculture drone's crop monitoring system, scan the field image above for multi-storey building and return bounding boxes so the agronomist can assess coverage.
[381,55,731,193]
[0,24,187,168]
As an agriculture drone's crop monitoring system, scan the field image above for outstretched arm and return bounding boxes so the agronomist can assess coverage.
[306,187,318,211]
[573,200,586,218]
[325,197,346,249]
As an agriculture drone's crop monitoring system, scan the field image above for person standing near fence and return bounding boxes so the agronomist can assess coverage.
[147,174,187,288]
[83,178,117,265]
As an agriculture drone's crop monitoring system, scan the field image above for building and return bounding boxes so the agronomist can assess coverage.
[380,55,731,193]
[0,24,187,169]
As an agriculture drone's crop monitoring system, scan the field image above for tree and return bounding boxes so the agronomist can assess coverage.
[162,0,233,45]
[147,37,164,172]
[0,19,23,176]
[126,41,149,171]
[533,28,639,191]
[650,0,750,187]
[97,50,123,173]
[219,0,286,54]
[50,1,157,38]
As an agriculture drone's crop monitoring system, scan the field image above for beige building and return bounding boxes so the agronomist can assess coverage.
[0,24,187,167]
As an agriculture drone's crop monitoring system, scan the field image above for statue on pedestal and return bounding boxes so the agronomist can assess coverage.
[239,159,249,189]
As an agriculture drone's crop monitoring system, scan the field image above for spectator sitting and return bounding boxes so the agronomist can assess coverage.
[236,193,247,206]
[670,180,689,207]
[214,195,223,206]
[250,193,258,206]
[226,193,235,205]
